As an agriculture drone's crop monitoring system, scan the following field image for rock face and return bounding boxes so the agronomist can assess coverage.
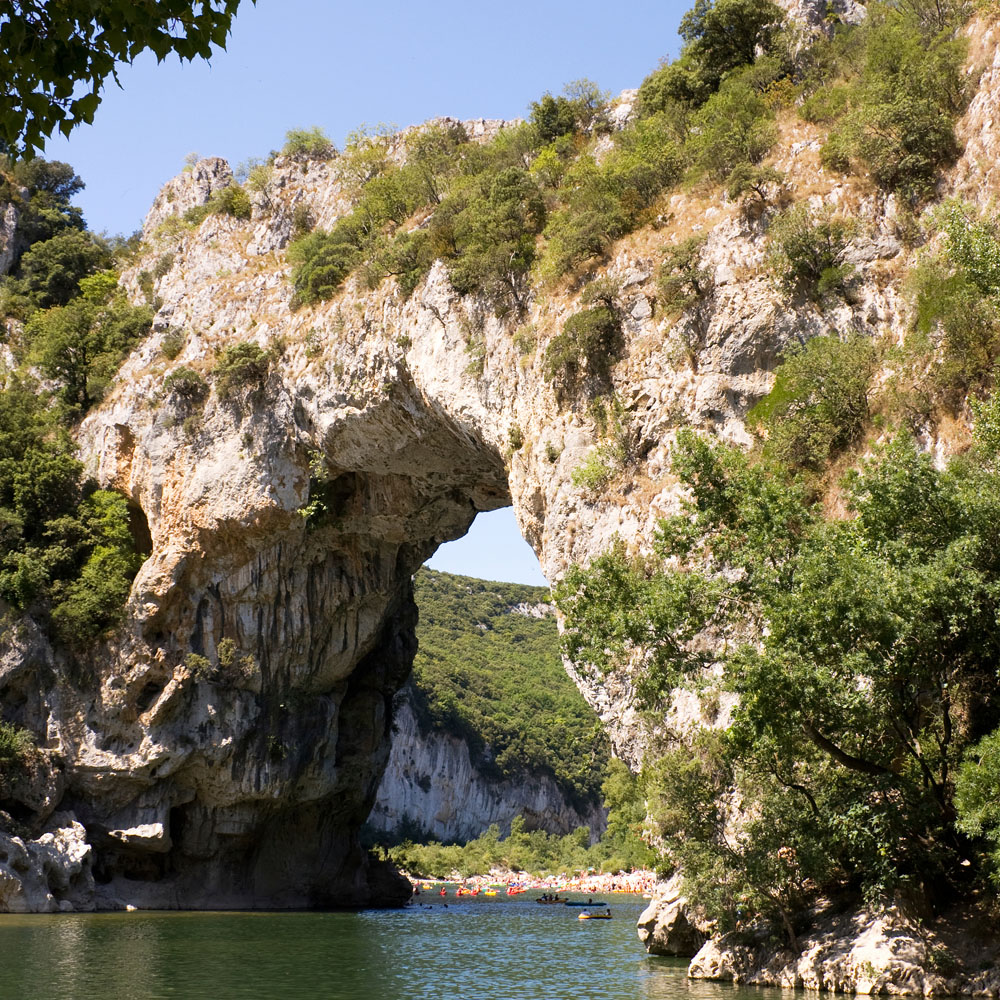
[687,904,1000,997]
[368,694,605,843]
[0,816,95,913]
[2,11,999,910]
[636,874,707,957]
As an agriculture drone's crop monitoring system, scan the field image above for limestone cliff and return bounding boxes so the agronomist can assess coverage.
[368,693,605,843]
[1,10,999,915]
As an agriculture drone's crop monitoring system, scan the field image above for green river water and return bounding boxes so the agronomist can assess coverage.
[0,893,775,1000]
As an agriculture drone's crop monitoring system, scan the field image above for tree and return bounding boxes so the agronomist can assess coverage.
[24,282,152,410]
[447,166,545,312]
[1,1,253,154]
[10,228,109,311]
[679,0,786,79]
[558,430,1000,929]
[748,333,878,469]
[689,81,778,181]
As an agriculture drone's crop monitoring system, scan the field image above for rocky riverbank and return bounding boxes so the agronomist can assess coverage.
[637,884,1000,996]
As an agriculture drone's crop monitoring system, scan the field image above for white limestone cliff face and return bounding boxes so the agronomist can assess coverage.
[1,11,999,911]
[368,695,605,843]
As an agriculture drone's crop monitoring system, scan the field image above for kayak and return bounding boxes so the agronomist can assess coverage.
[565,900,606,907]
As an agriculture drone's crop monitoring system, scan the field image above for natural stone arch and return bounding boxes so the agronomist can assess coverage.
[63,359,517,908]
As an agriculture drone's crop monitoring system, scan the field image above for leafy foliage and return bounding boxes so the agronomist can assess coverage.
[557,429,1000,935]
[162,366,208,403]
[543,305,622,399]
[637,0,786,118]
[0,0,251,153]
[24,286,153,412]
[213,341,270,399]
[803,3,969,202]
[410,569,609,811]
[540,114,683,277]
[4,229,110,315]
[0,722,35,784]
[905,203,1000,406]
[748,334,878,469]
[688,79,778,183]
[956,728,1000,886]
[282,126,336,160]
[0,157,146,648]
[0,376,143,638]
[767,204,854,300]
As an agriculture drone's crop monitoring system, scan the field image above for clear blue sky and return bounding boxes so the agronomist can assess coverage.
[426,508,548,587]
[41,0,687,238]
[40,0,688,586]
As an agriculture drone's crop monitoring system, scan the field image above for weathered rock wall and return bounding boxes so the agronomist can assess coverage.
[368,694,605,843]
[3,6,1000,910]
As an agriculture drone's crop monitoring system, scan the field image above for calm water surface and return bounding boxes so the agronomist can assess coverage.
[0,893,777,1000]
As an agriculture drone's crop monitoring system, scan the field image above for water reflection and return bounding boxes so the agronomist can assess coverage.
[0,897,781,1000]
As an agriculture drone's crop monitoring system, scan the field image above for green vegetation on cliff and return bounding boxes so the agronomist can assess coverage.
[410,568,609,812]
[557,398,1000,942]
[382,759,656,878]
[285,0,970,327]
[0,157,147,646]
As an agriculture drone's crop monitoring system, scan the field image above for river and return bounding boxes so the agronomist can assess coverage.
[0,892,771,1000]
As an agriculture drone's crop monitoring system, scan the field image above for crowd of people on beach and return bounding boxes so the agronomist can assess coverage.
[410,868,656,896]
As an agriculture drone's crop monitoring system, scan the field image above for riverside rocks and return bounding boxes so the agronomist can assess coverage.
[636,886,1000,996]
[686,903,1000,997]
[636,874,707,957]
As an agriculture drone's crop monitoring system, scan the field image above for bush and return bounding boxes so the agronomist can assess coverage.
[808,5,969,202]
[0,722,35,768]
[544,305,622,400]
[161,328,185,359]
[185,652,212,680]
[25,294,153,412]
[907,256,1000,406]
[214,342,270,400]
[336,124,394,191]
[283,126,336,160]
[659,236,715,368]
[183,183,252,225]
[10,228,110,313]
[767,204,854,300]
[571,446,620,495]
[288,222,364,305]
[212,183,252,220]
[529,80,608,144]
[689,80,778,182]
[163,366,208,403]
[541,114,683,277]
[637,0,786,119]
[50,543,138,643]
[444,166,545,312]
[747,333,878,469]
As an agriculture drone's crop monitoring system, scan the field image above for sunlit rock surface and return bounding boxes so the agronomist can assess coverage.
[3,10,1000,909]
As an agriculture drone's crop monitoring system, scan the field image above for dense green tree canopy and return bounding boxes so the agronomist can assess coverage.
[557,424,1000,936]
[410,569,609,811]
[1,1,252,153]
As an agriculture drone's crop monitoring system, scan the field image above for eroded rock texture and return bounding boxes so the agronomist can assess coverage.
[4,7,1000,908]
[368,694,606,843]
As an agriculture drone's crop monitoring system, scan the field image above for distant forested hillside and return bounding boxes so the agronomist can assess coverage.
[410,568,609,811]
